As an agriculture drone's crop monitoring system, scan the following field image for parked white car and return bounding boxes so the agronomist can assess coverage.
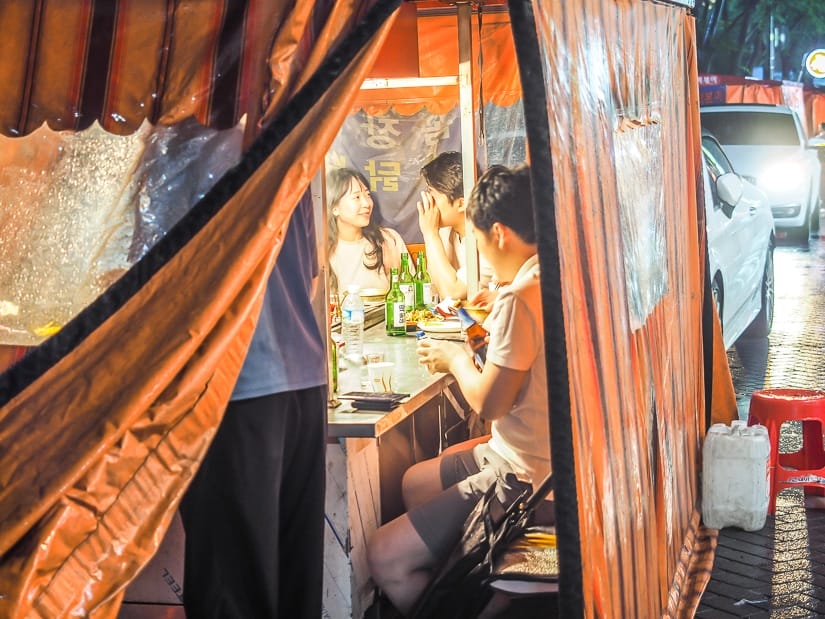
[701,104,820,244]
[702,132,775,348]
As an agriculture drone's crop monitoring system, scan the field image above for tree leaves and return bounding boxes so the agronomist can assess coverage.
[695,0,825,80]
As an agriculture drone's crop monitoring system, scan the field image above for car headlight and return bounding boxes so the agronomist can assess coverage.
[757,161,806,191]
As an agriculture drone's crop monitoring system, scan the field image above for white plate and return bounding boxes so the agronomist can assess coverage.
[417,320,461,334]
[359,287,387,301]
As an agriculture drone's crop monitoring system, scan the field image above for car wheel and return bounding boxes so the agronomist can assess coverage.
[790,220,811,247]
[743,246,774,338]
[711,277,723,335]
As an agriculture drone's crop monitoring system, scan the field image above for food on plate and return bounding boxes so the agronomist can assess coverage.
[408,308,437,324]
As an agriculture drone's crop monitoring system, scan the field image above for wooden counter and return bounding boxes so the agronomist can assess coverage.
[328,323,459,438]
[323,322,480,619]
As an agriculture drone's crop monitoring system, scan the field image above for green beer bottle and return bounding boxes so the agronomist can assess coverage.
[385,267,407,336]
[398,252,415,313]
[413,251,432,309]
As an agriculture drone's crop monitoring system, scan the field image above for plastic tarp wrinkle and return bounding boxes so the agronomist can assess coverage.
[529,1,716,615]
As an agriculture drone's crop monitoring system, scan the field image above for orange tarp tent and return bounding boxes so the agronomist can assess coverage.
[806,89,825,131]
[700,73,825,136]
[0,1,734,617]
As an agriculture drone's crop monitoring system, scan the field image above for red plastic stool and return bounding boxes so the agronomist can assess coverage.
[747,388,825,514]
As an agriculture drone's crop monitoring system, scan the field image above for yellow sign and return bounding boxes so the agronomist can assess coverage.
[806,49,825,78]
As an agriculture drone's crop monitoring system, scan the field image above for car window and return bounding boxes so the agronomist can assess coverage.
[701,137,733,182]
[701,110,800,146]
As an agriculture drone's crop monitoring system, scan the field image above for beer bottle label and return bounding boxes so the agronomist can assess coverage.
[392,303,406,328]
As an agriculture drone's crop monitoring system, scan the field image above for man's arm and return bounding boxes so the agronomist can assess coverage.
[417,338,526,419]
[417,191,467,299]
[447,355,527,420]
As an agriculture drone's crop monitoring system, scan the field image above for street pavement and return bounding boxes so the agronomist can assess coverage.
[697,234,825,618]
[729,236,825,429]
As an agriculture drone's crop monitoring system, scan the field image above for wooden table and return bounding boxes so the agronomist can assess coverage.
[323,324,477,619]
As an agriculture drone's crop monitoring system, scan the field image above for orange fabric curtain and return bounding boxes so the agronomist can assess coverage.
[805,90,825,135]
[530,2,713,615]
[0,1,401,616]
[724,83,783,105]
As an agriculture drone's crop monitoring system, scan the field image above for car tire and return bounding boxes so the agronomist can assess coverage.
[743,246,774,339]
[796,220,810,246]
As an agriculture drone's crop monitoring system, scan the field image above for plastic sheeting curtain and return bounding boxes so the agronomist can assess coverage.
[513,0,710,616]
[0,0,402,616]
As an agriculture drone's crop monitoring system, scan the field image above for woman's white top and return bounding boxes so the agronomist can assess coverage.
[330,227,405,292]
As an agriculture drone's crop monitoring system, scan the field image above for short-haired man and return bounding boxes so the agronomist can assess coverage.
[417,151,494,300]
[368,165,552,615]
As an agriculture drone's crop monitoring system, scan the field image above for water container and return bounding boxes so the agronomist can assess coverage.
[341,283,365,363]
[702,421,770,531]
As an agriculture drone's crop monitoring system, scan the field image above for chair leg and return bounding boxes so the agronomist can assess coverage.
[779,420,825,470]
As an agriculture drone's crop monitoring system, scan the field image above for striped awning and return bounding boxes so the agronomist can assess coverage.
[0,0,277,136]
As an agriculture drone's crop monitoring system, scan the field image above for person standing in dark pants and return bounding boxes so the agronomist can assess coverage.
[180,191,328,618]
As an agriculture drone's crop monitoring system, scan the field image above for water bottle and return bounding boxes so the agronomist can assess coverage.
[341,283,365,363]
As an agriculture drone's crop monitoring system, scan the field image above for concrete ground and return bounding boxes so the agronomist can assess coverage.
[697,234,825,618]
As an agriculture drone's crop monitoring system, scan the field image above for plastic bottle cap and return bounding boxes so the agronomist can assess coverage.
[347,283,360,294]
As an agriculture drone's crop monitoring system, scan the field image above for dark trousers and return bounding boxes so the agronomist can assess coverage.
[180,386,327,618]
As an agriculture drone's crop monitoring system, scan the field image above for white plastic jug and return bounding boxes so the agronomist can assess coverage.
[702,420,770,531]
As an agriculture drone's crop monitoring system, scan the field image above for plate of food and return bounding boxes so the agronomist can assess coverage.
[417,318,461,334]
[407,308,437,331]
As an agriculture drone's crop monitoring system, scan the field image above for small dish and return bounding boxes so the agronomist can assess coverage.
[360,288,387,302]
[417,319,461,334]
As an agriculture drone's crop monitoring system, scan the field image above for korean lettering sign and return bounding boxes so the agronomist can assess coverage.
[327,108,460,242]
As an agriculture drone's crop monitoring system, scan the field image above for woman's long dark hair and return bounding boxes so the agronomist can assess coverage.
[327,168,387,294]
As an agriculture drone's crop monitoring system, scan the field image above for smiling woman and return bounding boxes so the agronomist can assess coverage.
[327,167,406,295]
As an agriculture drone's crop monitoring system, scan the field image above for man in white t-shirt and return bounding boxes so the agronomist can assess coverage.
[417,151,494,300]
[368,165,550,615]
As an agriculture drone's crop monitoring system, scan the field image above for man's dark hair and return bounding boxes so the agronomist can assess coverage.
[466,164,536,244]
[420,151,464,202]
